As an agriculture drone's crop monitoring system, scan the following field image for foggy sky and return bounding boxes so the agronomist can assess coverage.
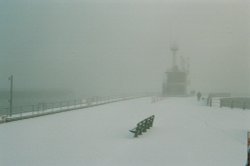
[0,0,249,96]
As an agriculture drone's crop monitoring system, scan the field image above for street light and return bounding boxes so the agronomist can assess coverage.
[9,75,13,116]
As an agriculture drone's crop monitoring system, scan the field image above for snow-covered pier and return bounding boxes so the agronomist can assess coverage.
[0,97,248,166]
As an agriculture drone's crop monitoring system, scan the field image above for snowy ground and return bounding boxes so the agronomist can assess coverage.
[0,97,249,166]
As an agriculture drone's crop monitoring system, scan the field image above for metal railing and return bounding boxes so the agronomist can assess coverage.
[220,97,250,110]
[0,94,152,124]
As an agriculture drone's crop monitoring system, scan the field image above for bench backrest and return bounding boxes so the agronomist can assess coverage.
[136,115,155,128]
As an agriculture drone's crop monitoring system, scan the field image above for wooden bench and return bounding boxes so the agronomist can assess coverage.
[129,115,155,137]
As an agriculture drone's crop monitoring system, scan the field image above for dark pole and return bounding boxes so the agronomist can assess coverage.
[9,75,13,116]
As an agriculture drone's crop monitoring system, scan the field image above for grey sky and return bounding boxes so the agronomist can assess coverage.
[0,0,249,96]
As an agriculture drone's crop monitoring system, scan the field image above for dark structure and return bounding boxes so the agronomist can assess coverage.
[162,45,189,96]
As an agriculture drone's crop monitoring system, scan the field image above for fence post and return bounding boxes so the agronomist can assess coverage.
[243,102,246,110]
[60,102,63,110]
[37,105,40,114]
[42,103,45,112]
[20,106,23,118]
[74,100,76,108]
[51,103,53,112]
[32,105,34,115]
[67,101,70,109]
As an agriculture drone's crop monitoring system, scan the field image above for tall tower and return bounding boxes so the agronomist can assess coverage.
[162,45,188,96]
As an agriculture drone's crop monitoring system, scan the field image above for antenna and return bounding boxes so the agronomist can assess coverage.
[170,44,179,70]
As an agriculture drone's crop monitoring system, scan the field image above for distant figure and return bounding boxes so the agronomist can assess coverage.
[246,147,250,166]
[197,92,202,101]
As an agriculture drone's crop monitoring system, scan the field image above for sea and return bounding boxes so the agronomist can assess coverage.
[0,89,83,115]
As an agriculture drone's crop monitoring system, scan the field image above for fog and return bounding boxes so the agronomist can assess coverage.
[0,0,250,97]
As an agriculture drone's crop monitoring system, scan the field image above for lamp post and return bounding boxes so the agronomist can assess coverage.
[9,75,13,116]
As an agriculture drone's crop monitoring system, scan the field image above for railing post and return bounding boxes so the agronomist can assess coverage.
[74,100,77,108]
[42,103,45,112]
[37,105,40,114]
[67,101,70,109]
[51,103,53,111]
[20,106,23,118]
[60,102,63,110]
[32,105,34,115]
[231,100,234,109]
[243,102,246,110]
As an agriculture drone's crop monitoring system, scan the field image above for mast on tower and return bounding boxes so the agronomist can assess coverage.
[170,44,179,71]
